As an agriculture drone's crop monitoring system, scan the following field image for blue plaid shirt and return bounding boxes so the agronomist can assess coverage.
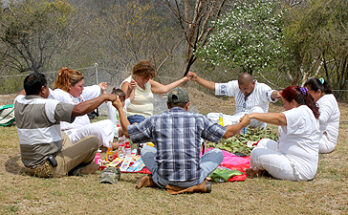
[128,107,226,182]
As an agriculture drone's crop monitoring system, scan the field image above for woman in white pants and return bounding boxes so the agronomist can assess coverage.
[49,67,116,149]
[305,78,340,154]
[242,85,321,181]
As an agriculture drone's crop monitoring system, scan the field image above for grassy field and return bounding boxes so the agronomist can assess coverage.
[0,90,347,214]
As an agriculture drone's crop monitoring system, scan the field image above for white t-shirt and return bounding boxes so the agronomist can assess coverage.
[279,105,320,180]
[317,94,340,146]
[107,99,130,127]
[49,85,101,130]
[215,80,276,114]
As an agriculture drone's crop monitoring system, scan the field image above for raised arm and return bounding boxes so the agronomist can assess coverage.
[248,112,287,126]
[150,77,189,94]
[187,71,215,91]
[121,81,131,99]
[112,96,130,138]
[72,94,117,118]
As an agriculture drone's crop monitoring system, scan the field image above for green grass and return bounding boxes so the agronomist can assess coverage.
[0,102,347,214]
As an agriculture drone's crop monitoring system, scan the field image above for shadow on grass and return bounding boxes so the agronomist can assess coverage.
[5,155,25,175]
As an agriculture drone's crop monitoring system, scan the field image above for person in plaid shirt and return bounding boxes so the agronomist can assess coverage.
[114,87,249,193]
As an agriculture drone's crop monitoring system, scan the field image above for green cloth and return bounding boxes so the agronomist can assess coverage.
[209,168,243,182]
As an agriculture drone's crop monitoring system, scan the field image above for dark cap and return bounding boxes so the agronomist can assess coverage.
[167,87,189,103]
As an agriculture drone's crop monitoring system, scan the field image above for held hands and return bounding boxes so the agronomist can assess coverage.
[240,114,251,127]
[186,71,198,81]
[112,96,123,110]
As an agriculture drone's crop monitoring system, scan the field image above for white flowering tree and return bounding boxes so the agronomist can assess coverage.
[196,0,285,74]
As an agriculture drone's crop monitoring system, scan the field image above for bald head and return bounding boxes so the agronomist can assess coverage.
[237,73,255,97]
[238,73,254,85]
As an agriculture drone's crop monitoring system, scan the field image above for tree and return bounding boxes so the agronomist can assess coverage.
[165,0,226,75]
[284,0,348,99]
[195,0,285,75]
[92,0,183,82]
[0,0,74,73]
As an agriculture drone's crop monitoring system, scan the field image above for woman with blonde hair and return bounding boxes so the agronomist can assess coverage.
[121,60,190,124]
[49,67,117,149]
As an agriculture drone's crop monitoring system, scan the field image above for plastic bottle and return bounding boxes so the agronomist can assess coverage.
[106,147,113,162]
[118,144,125,159]
[242,126,248,134]
[95,152,101,165]
[218,113,224,127]
[124,141,131,157]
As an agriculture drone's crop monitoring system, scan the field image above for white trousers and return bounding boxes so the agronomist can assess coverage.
[319,133,335,154]
[64,120,115,148]
[250,139,299,181]
[207,106,266,127]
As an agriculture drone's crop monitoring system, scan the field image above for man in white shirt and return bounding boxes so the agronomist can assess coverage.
[188,72,280,127]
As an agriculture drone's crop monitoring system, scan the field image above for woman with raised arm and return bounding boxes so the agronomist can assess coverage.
[305,78,340,153]
[50,67,117,150]
[121,61,189,124]
[243,85,321,181]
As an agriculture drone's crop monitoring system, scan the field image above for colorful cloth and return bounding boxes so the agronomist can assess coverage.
[204,147,250,182]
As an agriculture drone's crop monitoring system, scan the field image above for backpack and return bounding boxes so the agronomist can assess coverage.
[0,104,15,126]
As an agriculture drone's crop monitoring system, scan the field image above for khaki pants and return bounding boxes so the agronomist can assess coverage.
[51,133,99,177]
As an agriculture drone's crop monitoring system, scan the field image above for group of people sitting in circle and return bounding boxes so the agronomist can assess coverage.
[14,60,340,193]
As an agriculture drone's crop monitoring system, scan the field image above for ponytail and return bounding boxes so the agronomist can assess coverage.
[304,78,332,94]
[53,67,84,92]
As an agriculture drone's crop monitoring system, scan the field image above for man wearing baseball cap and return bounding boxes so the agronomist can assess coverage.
[113,87,249,194]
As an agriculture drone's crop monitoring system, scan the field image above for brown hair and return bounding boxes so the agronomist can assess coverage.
[132,61,156,79]
[111,88,125,101]
[53,67,84,92]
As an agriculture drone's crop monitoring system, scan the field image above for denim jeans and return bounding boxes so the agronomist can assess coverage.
[127,115,146,124]
[141,144,223,188]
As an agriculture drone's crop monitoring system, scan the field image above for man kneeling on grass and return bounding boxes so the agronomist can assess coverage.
[14,72,118,178]
[114,87,249,193]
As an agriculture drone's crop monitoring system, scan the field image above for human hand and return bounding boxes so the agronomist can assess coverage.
[98,82,107,94]
[129,80,137,91]
[240,114,251,126]
[186,71,198,81]
[112,96,123,110]
[271,90,281,101]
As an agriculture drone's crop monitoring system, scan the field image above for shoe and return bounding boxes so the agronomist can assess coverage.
[69,162,99,176]
[135,175,156,189]
[166,180,212,195]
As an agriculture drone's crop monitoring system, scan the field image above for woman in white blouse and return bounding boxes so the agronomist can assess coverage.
[49,67,117,149]
[242,85,321,181]
[305,78,340,153]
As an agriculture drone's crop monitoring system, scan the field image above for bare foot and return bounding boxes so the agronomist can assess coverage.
[245,168,265,178]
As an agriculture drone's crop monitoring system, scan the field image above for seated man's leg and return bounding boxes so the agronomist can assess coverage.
[66,120,115,148]
[127,115,145,125]
[248,106,266,127]
[52,135,99,177]
[140,145,171,188]
[250,139,298,181]
[207,113,241,126]
[199,148,224,184]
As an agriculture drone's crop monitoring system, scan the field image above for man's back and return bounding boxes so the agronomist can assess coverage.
[129,107,226,182]
[15,95,74,168]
